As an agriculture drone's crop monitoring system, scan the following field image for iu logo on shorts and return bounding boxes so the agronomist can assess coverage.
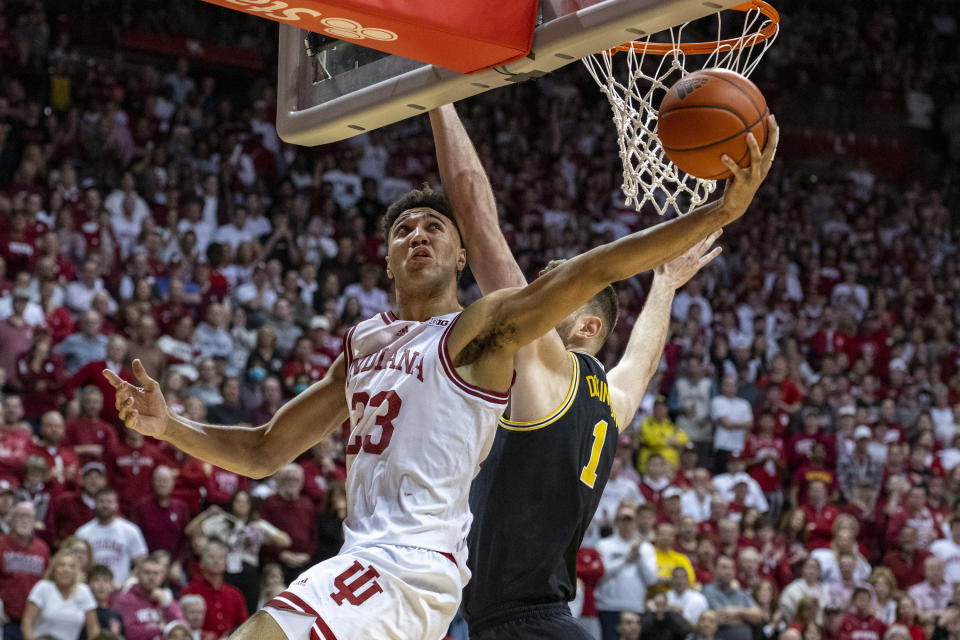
[330,561,383,606]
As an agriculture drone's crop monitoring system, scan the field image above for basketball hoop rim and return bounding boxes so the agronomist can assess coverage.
[608,0,779,56]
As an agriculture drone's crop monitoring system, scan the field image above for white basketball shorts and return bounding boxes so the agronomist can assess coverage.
[263,544,468,640]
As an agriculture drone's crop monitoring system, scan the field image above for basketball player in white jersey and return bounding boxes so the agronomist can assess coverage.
[104,125,775,639]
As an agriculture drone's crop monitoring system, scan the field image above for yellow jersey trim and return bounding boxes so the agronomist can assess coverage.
[499,352,579,431]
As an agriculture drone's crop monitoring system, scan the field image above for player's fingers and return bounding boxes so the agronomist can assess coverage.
[763,114,780,164]
[746,133,761,179]
[127,409,139,427]
[700,246,723,267]
[103,368,125,389]
[720,154,741,179]
[132,359,158,392]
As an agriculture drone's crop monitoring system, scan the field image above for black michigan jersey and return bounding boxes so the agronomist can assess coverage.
[463,351,620,624]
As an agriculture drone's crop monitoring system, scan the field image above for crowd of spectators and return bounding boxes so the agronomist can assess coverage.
[0,0,959,640]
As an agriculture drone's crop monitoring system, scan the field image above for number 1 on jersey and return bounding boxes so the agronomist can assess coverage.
[580,420,608,488]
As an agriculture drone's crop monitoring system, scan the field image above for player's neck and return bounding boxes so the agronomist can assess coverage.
[394,287,460,322]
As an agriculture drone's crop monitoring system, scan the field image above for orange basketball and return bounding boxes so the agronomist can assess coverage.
[657,69,769,180]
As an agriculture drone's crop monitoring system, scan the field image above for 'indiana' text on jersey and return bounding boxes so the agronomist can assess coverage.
[463,351,619,626]
[340,310,509,564]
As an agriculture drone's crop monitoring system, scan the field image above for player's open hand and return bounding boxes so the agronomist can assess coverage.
[719,113,779,221]
[655,229,723,290]
[103,359,168,439]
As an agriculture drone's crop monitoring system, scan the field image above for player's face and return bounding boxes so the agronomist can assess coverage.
[386,209,465,290]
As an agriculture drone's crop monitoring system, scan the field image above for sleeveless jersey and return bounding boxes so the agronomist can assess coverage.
[463,351,619,623]
[340,310,508,562]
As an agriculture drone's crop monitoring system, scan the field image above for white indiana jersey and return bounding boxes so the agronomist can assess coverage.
[341,310,508,562]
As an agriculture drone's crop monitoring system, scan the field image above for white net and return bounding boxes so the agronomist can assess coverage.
[582,2,779,216]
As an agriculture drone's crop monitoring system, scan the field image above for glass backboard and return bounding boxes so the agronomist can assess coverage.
[277,0,743,147]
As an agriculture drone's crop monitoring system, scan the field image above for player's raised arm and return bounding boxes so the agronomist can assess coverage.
[449,118,777,389]
[430,104,527,293]
[607,232,723,431]
[104,357,349,478]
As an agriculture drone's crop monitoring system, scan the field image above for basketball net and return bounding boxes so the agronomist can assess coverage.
[582,1,779,216]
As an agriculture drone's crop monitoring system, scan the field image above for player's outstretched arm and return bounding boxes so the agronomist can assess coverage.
[104,357,348,478]
[449,117,777,384]
[606,231,722,431]
[430,104,527,293]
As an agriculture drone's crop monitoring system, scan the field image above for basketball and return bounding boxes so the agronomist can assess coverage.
[657,68,769,180]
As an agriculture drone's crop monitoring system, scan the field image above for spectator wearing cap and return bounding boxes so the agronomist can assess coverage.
[111,427,175,513]
[906,555,951,617]
[0,286,33,386]
[15,327,67,421]
[654,521,695,584]
[46,460,105,547]
[838,425,883,502]
[838,587,886,640]
[595,501,659,640]
[54,309,108,375]
[63,386,118,466]
[661,486,685,526]
[132,466,190,557]
[0,501,50,637]
[713,455,768,515]
[76,487,149,587]
[711,375,753,475]
[259,463,317,583]
[180,539,248,638]
[114,553,183,640]
[882,526,931,590]
[639,397,688,472]
[702,555,763,640]
[308,314,341,371]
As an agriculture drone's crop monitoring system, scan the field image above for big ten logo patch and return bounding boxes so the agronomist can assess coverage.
[330,561,383,606]
[224,0,398,41]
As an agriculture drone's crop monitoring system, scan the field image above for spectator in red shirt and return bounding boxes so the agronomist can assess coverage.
[28,410,79,496]
[281,336,325,395]
[802,480,841,549]
[63,386,119,466]
[882,526,931,590]
[259,463,317,583]
[113,553,184,640]
[0,401,34,484]
[132,466,190,557]
[180,539,248,638]
[838,587,886,640]
[15,328,67,421]
[300,439,347,508]
[0,501,51,633]
[68,334,134,425]
[175,455,251,514]
[45,461,106,547]
[886,484,943,551]
[790,443,837,508]
[744,413,785,518]
[110,426,174,513]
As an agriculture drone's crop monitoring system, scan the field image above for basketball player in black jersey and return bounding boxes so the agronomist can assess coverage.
[430,104,764,639]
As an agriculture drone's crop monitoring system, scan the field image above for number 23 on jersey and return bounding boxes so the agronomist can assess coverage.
[347,390,402,455]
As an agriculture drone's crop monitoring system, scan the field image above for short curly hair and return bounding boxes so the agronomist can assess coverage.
[381,185,459,243]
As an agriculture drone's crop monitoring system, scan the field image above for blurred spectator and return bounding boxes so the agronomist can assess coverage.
[68,334,133,425]
[0,501,50,638]
[113,554,182,640]
[259,464,315,583]
[906,556,951,617]
[779,558,829,622]
[595,501,659,640]
[0,288,33,386]
[617,611,642,640]
[178,594,214,640]
[28,410,78,496]
[21,548,99,640]
[711,376,753,473]
[838,587,885,640]
[205,378,249,425]
[180,540,248,638]
[47,462,106,547]
[639,397,688,471]
[132,466,190,558]
[76,487,148,587]
[702,555,763,640]
[54,310,107,376]
[87,563,126,637]
[666,565,708,625]
[929,517,960,586]
[882,526,931,591]
[63,388,118,466]
[640,592,690,640]
[15,328,66,421]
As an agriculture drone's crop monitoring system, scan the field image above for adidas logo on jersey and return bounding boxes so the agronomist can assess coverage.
[395,326,409,337]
